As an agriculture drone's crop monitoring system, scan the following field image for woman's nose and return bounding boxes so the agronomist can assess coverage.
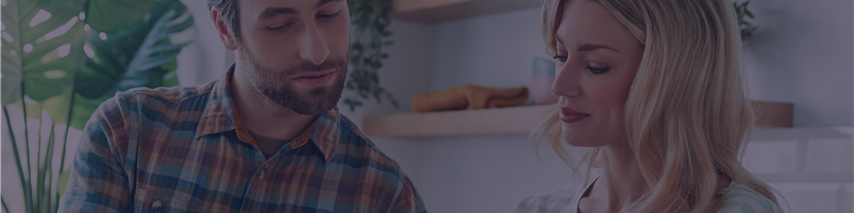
[551,62,582,98]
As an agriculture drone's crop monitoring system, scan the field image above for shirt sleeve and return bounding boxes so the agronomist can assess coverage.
[58,93,133,212]
[515,196,540,213]
[717,198,785,213]
[387,175,428,213]
[717,185,785,213]
[515,189,579,213]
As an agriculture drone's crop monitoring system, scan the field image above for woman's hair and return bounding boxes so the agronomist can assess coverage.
[535,0,779,212]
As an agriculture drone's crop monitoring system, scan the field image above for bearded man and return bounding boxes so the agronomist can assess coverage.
[58,0,426,212]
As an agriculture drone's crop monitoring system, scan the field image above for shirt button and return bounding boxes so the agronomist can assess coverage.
[152,200,163,210]
[259,170,265,180]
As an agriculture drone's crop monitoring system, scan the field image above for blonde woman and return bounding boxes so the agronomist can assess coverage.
[516,0,784,212]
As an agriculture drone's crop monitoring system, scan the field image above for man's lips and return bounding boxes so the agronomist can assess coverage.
[293,70,336,79]
[291,69,336,87]
[559,107,590,123]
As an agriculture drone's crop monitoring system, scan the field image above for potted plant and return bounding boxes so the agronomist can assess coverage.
[1,0,194,212]
[733,0,757,43]
[344,0,399,111]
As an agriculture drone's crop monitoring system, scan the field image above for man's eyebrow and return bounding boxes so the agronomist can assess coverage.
[316,0,342,8]
[258,0,343,20]
[259,7,297,20]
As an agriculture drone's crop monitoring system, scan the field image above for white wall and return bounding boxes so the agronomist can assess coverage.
[428,9,549,91]
[741,0,853,127]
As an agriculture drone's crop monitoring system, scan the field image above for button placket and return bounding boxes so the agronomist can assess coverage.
[259,169,265,180]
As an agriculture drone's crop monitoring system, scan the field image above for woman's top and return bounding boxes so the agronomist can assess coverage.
[515,176,784,213]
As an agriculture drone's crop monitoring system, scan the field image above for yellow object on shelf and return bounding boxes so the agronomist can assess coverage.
[410,84,529,113]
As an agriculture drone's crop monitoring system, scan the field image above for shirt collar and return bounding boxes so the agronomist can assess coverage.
[195,64,340,162]
[195,65,238,138]
[309,107,340,162]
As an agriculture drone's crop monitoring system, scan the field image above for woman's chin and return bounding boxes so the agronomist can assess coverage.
[562,135,602,147]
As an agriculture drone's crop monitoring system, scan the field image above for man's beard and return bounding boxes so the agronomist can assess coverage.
[238,47,347,115]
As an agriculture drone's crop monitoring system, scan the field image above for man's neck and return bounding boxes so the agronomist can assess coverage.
[230,64,318,156]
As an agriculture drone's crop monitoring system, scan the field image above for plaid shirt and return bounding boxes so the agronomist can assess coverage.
[59,67,426,213]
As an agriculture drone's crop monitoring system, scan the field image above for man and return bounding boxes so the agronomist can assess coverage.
[58,0,426,212]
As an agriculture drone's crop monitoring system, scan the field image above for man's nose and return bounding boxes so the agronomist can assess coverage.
[298,21,330,65]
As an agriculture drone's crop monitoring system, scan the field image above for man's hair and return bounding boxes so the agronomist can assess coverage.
[208,0,242,41]
[207,0,351,42]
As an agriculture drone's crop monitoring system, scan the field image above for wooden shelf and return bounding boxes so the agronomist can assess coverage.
[390,0,539,23]
[364,104,551,137]
[363,101,794,137]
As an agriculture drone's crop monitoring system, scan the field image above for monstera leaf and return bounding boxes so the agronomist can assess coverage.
[48,0,191,129]
[1,1,193,212]
[84,0,158,34]
[1,0,87,105]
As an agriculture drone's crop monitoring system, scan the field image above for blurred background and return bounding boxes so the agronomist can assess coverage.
[2,0,852,212]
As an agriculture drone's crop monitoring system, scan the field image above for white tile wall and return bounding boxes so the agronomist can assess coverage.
[770,183,844,213]
[743,127,853,213]
[743,141,800,175]
[807,139,854,175]
[842,183,853,213]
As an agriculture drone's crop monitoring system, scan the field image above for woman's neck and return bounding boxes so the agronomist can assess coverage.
[597,143,649,212]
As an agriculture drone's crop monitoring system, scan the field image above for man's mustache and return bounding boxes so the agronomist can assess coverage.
[286,58,348,75]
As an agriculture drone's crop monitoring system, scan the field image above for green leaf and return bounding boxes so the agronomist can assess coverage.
[48,0,193,130]
[75,0,193,99]
[346,0,397,111]
[56,169,71,197]
[44,88,110,130]
[85,0,159,33]
[2,0,87,105]
[342,98,363,112]
[2,106,32,213]
[161,59,181,87]
[17,99,43,119]
[2,197,9,213]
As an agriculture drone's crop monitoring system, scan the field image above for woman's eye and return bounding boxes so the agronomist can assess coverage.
[552,55,568,63]
[585,64,610,74]
[318,12,340,20]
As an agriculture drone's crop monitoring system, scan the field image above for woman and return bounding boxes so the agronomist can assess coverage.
[516,0,784,212]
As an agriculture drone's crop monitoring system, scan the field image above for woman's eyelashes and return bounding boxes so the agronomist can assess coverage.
[553,55,611,74]
[585,64,610,74]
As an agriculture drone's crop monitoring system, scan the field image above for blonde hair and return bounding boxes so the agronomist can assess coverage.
[534,0,780,212]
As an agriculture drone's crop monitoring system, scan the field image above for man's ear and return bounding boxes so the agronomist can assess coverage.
[212,7,238,51]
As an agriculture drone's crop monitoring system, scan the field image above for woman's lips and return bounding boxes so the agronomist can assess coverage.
[559,107,590,123]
